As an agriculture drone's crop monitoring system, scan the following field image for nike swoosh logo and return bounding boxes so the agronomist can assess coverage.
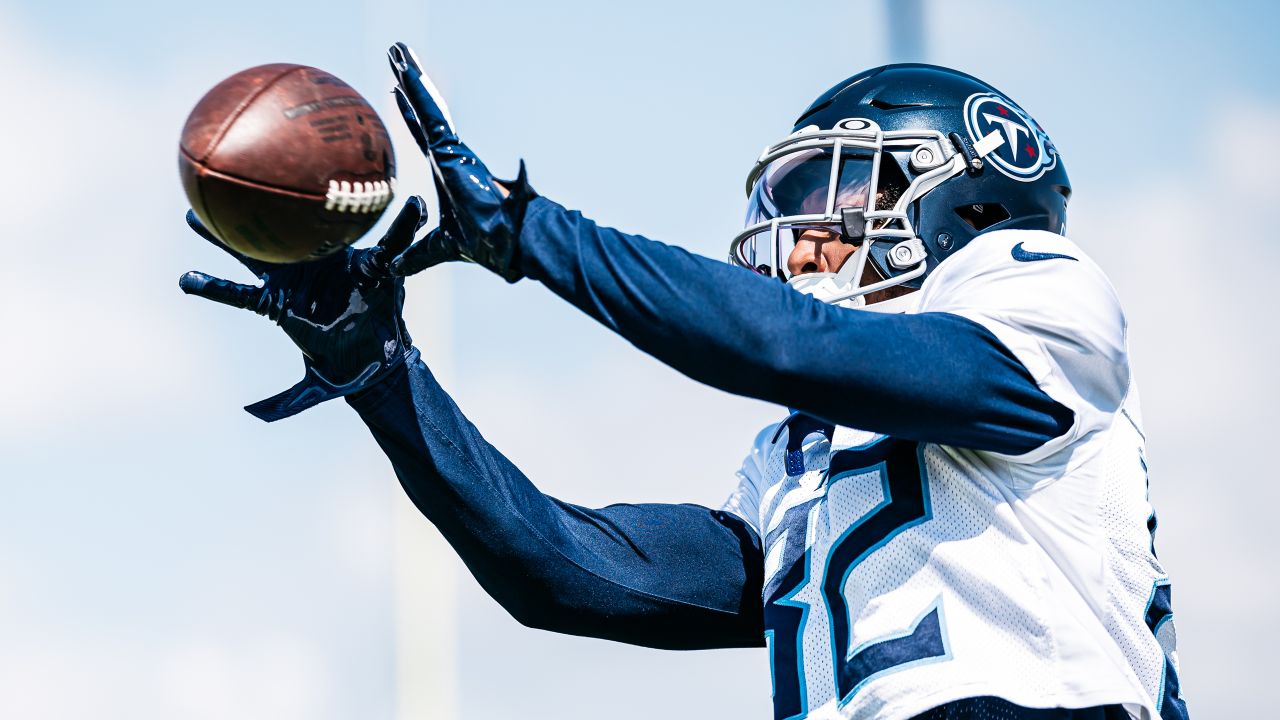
[1011,241,1077,263]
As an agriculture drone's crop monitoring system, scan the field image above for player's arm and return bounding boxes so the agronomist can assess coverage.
[387,43,1072,456]
[177,192,764,650]
[511,203,1074,455]
[347,354,765,650]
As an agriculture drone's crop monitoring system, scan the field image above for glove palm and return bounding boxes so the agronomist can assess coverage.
[179,197,427,421]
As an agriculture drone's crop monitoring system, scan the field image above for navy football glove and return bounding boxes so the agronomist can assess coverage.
[386,42,535,282]
[179,196,428,422]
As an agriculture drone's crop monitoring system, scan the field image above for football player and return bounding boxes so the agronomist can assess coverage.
[179,42,1188,720]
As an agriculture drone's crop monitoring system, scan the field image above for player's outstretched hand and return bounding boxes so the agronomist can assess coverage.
[387,42,535,282]
[179,196,428,422]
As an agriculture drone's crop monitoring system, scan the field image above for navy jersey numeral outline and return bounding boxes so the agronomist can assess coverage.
[763,437,951,719]
[1137,445,1189,720]
[825,439,951,706]
[766,525,816,716]
[1144,580,1188,719]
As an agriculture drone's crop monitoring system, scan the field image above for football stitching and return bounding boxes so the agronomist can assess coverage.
[181,146,393,203]
[179,146,326,198]
[324,178,396,214]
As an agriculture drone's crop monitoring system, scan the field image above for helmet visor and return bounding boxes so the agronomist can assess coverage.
[736,147,874,279]
[743,147,874,226]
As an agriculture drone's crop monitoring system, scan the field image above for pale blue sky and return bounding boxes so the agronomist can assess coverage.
[1,0,1277,717]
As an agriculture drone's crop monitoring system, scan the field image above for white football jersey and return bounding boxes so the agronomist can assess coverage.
[722,229,1185,720]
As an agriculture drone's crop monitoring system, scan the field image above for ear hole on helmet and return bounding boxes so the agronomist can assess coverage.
[876,155,910,211]
[955,203,1010,231]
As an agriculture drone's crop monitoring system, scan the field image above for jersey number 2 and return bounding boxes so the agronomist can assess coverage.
[765,439,948,720]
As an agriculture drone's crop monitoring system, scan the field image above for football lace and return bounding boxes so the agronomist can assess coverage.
[324,178,396,214]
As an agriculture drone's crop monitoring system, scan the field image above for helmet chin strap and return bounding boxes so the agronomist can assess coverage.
[786,272,867,309]
[785,234,927,311]
[784,230,872,307]
[785,269,919,313]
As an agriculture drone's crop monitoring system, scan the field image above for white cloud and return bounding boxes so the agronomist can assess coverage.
[159,637,331,720]
[1070,98,1280,715]
[0,13,403,720]
[1208,100,1280,204]
[0,11,232,439]
[0,634,332,720]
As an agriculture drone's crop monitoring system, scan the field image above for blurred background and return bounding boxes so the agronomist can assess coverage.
[1,0,1275,717]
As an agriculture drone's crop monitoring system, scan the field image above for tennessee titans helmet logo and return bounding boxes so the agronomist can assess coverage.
[732,65,1072,302]
[963,93,1058,182]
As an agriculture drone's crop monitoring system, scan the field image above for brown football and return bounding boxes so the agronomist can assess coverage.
[179,64,396,264]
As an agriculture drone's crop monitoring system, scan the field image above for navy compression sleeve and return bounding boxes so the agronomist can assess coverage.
[517,198,1073,455]
[347,351,765,650]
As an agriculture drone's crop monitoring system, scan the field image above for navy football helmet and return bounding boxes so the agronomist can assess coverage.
[730,64,1070,308]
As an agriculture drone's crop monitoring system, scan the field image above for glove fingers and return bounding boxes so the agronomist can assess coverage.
[390,227,460,277]
[186,210,273,277]
[393,87,432,157]
[179,270,265,313]
[393,85,471,190]
[387,42,506,222]
[387,43,455,131]
[376,195,428,259]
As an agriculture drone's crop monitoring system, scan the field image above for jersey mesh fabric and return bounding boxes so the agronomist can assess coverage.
[722,232,1182,720]
[1095,389,1183,715]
